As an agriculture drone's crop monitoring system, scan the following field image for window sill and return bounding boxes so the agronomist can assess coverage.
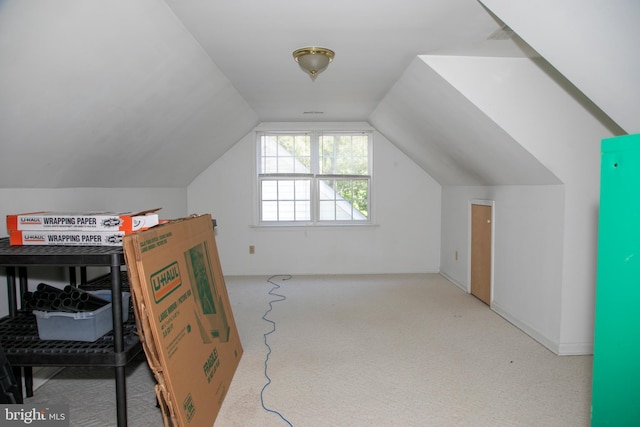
[251,223,379,230]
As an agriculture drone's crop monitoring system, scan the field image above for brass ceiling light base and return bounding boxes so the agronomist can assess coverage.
[293,47,335,81]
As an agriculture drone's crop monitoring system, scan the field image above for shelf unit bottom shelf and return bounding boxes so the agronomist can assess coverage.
[0,312,142,367]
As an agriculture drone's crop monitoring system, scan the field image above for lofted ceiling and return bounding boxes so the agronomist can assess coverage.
[163,0,531,122]
[0,0,635,189]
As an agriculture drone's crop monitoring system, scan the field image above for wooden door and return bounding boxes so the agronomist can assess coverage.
[471,204,492,305]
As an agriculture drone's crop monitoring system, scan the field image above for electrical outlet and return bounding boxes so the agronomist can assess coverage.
[249,245,255,254]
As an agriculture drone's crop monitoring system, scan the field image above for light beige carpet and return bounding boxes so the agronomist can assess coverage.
[26,274,593,426]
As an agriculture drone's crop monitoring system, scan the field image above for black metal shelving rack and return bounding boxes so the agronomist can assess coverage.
[0,238,141,427]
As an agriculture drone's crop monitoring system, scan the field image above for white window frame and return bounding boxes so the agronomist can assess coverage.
[256,130,373,226]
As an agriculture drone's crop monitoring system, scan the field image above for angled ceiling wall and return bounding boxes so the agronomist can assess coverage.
[0,0,635,191]
[370,1,634,187]
[369,56,562,186]
[480,0,640,134]
[0,0,258,188]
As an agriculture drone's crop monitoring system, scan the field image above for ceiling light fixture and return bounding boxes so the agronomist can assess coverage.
[293,47,335,81]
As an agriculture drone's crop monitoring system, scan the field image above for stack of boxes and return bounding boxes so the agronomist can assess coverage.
[6,210,160,246]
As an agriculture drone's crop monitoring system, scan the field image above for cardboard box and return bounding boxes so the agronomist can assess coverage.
[9,230,126,246]
[6,209,160,232]
[123,214,242,426]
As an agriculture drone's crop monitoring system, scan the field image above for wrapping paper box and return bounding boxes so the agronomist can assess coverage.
[10,230,126,246]
[6,209,160,232]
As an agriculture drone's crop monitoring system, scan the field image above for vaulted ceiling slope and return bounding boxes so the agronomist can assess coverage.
[480,0,640,135]
[0,1,258,188]
[370,56,562,186]
[370,0,636,186]
[0,1,635,189]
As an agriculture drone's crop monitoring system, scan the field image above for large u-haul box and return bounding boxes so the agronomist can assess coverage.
[123,214,242,426]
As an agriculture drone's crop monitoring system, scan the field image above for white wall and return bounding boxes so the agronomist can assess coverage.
[430,55,616,354]
[188,123,442,275]
[441,185,565,352]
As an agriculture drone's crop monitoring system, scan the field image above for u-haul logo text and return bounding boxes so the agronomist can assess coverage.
[151,262,182,303]
[23,233,46,242]
[20,217,43,226]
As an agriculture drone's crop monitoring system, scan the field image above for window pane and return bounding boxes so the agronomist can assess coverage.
[319,133,369,175]
[320,137,334,157]
[262,157,278,174]
[349,179,369,219]
[318,179,336,201]
[321,157,333,175]
[259,132,371,224]
[260,134,311,174]
[352,136,368,154]
[277,135,294,156]
[318,178,368,221]
[262,201,278,221]
[262,136,278,156]
[336,157,351,174]
[278,201,295,221]
[295,180,310,199]
[284,135,310,174]
[319,200,336,220]
[274,155,290,173]
[353,157,368,175]
[295,136,311,172]
[278,180,295,200]
[260,178,311,222]
[337,136,352,157]
[261,180,278,200]
[335,204,352,220]
[295,201,311,220]
[336,180,351,195]
[319,135,335,174]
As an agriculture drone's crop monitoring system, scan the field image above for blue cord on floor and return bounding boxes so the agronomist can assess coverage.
[261,274,294,427]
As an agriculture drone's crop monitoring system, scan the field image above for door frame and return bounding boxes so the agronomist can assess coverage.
[468,199,495,305]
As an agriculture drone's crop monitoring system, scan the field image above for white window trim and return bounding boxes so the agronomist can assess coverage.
[254,129,373,227]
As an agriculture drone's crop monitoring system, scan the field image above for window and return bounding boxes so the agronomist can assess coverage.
[257,131,372,225]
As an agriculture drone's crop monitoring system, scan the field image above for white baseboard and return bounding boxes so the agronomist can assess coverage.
[557,342,594,356]
[440,271,468,293]
[491,302,593,356]
[491,301,560,354]
[30,367,63,392]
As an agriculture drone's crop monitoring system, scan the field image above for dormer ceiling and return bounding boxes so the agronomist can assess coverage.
[0,1,636,188]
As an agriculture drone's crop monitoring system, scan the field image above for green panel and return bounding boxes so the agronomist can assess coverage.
[592,133,640,426]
